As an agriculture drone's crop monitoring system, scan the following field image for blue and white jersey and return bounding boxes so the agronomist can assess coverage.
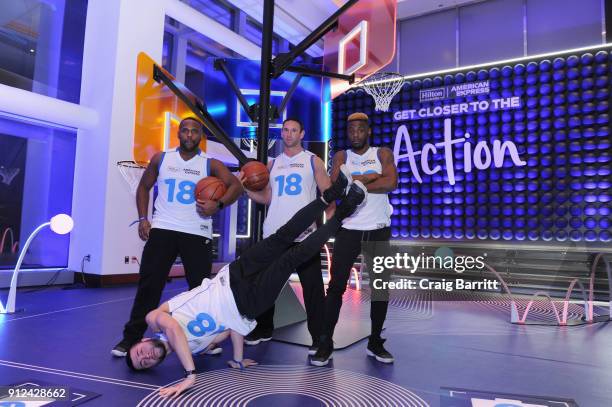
[167,265,256,354]
[263,150,318,241]
[152,149,213,238]
[342,147,393,231]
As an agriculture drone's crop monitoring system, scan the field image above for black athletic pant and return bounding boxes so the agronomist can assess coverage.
[122,228,212,343]
[254,250,324,341]
[322,227,391,341]
[230,198,339,320]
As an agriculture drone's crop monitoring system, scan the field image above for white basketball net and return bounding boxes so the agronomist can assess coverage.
[0,166,20,186]
[240,138,276,152]
[360,72,405,112]
[117,161,146,195]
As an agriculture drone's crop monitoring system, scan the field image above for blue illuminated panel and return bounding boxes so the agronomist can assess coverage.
[203,58,324,141]
[331,48,612,243]
[213,194,249,237]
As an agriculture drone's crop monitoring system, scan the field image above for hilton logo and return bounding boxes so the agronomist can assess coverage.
[419,87,445,102]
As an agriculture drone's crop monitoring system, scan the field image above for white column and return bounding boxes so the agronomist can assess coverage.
[172,34,188,83]
[31,0,65,98]
[68,0,165,277]
[18,137,52,264]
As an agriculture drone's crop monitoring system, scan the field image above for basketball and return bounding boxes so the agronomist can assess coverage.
[196,176,226,201]
[242,161,269,191]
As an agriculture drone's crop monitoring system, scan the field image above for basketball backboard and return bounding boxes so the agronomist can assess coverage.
[133,52,207,164]
[323,0,398,99]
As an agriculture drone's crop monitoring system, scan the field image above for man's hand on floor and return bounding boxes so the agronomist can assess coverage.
[159,375,196,398]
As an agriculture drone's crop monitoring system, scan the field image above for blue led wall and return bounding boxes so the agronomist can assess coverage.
[331,47,611,244]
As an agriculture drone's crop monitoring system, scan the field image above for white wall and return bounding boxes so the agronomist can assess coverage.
[69,0,165,276]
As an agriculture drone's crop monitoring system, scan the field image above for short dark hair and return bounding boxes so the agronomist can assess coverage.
[282,117,304,132]
[125,340,167,371]
[179,116,204,132]
[125,345,137,371]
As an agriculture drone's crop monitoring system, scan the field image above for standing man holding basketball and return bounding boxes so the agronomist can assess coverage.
[111,117,242,357]
[238,117,331,354]
[311,112,398,366]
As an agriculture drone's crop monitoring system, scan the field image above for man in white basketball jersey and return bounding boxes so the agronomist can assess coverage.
[238,118,331,354]
[112,117,243,357]
[311,112,398,367]
[126,167,365,399]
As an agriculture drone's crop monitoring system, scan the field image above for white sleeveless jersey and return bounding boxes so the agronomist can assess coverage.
[167,265,257,354]
[152,149,213,238]
[263,150,318,241]
[342,147,393,230]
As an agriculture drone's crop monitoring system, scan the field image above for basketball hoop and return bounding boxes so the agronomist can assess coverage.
[117,160,146,195]
[359,72,405,112]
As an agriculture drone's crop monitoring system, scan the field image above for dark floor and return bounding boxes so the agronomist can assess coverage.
[0,279,610,406]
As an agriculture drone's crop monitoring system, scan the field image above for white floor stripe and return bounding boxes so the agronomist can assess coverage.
[1,288,184,323]
[0,359,160,391]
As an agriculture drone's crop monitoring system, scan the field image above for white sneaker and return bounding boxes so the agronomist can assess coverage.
[203,344,223,355]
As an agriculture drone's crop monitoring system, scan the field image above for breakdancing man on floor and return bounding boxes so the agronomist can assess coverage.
[125,166,364,398]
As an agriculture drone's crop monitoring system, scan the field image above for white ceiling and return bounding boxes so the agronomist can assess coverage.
[223,0,486,57]
[223,0,338,57]
[396,0,485,20]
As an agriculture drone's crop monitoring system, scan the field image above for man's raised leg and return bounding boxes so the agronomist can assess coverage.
[231,165,352,278]
[240,181,367,319]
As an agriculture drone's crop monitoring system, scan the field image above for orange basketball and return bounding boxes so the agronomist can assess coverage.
[242,161,269,191]
[196,176,226,201]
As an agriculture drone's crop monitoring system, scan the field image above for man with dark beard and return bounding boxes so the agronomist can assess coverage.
[112,117,243,357]
[311,112,398,366]
[239,118,330,355]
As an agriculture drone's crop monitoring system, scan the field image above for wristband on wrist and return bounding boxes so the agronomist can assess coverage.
[217,201,225,210]
[184,369,196,377]
[129,216,148,227]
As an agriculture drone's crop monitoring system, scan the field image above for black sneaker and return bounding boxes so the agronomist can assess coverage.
[322,164,352,204]
[111,339,133,357]
[308,339,320,356]
[335,181,367,220]
[310,340,333,366]
[366,338,394,364]
[244,328,273,346]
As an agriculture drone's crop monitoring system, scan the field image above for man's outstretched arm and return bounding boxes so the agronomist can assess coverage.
[146,310,196,398]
